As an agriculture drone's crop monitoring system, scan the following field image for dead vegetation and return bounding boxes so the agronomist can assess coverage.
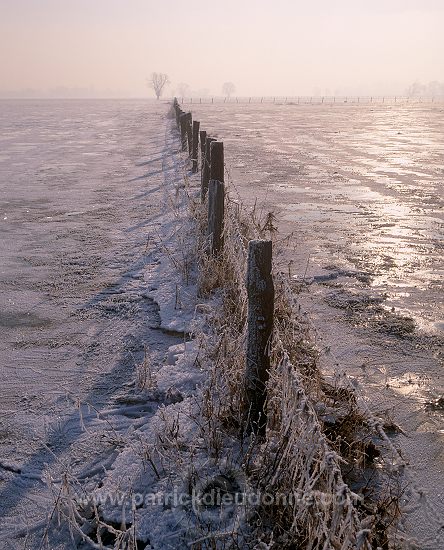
[189,173,403,548]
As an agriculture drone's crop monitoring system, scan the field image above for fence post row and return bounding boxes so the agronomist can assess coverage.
[192,121,200,173]
[172,100,275,437]
[245,240,274,434]
[201,137,216,201]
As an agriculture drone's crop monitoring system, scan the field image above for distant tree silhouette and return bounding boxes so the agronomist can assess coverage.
[148,72,170,99]
[222,82,236,98]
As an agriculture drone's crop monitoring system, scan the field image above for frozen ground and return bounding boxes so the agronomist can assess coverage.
[0,99,197,547]
[0,99,443,548]
[188,101,444,548]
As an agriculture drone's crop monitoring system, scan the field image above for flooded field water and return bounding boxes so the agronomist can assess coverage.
[189,102,444,334]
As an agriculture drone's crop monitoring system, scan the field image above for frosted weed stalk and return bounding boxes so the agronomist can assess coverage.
[135,345,156,391]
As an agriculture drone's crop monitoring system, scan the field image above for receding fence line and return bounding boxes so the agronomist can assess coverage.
[169,97,404,546]
[172,97,272,433]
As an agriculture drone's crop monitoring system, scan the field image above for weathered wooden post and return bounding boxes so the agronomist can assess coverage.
[199,130,207,172]
[245,240,274,434]
[207,180,225,256]
[201,137,216,201]
[175,105,180,128]
[192,120,200,173]
[209,141,224,184]
[186,112,193,156]
[179,113,187,151]
[175,101,183,128]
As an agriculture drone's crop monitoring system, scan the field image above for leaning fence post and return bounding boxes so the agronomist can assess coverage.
[201,137,216,201]
[192,121,200,173]
[245,240,274,434]
[209,141,224,184]
[207,180,225,256]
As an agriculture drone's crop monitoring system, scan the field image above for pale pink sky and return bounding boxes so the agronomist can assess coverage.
[1,0,443,97]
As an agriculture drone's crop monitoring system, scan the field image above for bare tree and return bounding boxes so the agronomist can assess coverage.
[222,82,236,99]
[148,72,170,100]
[176,82,190,98]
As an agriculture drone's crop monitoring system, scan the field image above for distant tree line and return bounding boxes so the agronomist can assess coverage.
[147,72,237,99]
[405,80,444,97]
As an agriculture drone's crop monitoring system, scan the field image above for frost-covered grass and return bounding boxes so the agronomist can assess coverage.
[191,172,404,548]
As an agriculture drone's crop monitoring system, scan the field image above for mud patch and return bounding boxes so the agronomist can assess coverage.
[372,309,416,336]
[324,288,383,311]
[325,288,416,336]
[0,311,52,329]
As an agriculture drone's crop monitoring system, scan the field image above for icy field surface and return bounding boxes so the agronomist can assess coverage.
[189,102,444,333]
[189,102,444,546]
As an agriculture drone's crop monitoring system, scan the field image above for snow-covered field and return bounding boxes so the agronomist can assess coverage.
[0,99,202,547]
[0,99,443,548]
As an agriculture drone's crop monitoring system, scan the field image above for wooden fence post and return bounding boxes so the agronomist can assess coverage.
[207,180,225,256]
[179,113,187,151]
[199,130,207,172]
[173,98,179,128]
[186,112,193,155]
[175,106,181,129]
[245,240,274,434]
[209,141,224,184]
[201,137,216,201]
[192,121,200,173]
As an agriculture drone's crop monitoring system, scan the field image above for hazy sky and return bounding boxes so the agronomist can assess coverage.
[1,0,443,97]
